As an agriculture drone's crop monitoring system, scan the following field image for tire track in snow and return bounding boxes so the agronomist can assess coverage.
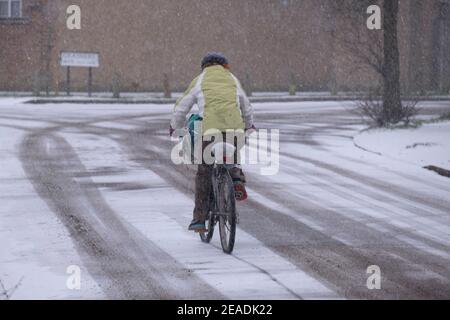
[115,127,405,299]
[94,125,340,299]
[119,122,450,299]
[282,150,450,215]
[275,155,450,244]
[245,173,450,299]
[18,115,337,299]
[12,101,450,299]
[336,153,450,197]
[19,129,224,299]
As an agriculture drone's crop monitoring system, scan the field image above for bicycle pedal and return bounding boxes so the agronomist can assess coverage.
[234,183,248,201]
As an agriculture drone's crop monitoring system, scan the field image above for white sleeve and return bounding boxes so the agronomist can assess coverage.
[170,77,200,130]
[235,78,254,129]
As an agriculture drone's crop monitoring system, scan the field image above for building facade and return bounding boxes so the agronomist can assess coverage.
[1,0,449,93]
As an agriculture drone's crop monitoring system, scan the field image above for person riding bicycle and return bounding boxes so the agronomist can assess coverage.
[170,52,255,232]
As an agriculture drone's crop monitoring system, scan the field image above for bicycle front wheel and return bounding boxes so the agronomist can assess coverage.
[199,211,215,243]
[216,171,237,254]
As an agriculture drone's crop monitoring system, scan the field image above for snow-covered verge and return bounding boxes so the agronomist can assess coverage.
[354,121,450,170]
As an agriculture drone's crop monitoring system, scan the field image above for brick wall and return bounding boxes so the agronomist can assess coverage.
[0,0,447,93]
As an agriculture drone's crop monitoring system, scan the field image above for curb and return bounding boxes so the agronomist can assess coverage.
[23,96,450,105]
[24,96,361,105]
[352,128,383,156]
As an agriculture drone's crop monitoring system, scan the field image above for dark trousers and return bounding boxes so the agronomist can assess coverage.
[193,163,213,221]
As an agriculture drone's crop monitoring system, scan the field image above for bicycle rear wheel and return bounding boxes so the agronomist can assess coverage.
[216,170,236,254]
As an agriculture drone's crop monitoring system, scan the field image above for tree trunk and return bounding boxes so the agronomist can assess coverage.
[382,0,402,124]
[407,0,424,94]
[163,73,171,99]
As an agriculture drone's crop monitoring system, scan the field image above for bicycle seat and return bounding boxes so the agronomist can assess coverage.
[211,142,236,164]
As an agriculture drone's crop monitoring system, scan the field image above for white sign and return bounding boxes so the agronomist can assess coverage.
[60,52,99,68]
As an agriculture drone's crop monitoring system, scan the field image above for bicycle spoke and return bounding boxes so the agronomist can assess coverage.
[212,165,236,254]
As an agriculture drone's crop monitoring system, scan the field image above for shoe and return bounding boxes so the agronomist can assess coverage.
[234,181,248,201]
[188,219,207,232]
[230,167,246,183]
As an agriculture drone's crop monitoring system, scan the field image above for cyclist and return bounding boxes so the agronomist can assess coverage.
[170,52,255,232]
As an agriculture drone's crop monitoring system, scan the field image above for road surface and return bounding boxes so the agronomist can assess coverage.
[1,98,449,299]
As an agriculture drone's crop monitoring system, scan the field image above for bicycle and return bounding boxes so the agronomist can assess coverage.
[199,142,238,254]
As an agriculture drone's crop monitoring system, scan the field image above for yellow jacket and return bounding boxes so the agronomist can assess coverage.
[170,65,254,134]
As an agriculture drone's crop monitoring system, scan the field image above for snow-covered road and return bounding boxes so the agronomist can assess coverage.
[1,98,449,299]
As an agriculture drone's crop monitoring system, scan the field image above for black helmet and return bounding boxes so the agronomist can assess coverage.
[201,52,229,70]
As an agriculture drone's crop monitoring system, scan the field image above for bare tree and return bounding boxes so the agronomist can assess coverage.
[355,89,419,127]
[31,0,56,96]
[331,0,384,78]
[163,73,172,99]
[331,0,418,127]
[382,0,402,123]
